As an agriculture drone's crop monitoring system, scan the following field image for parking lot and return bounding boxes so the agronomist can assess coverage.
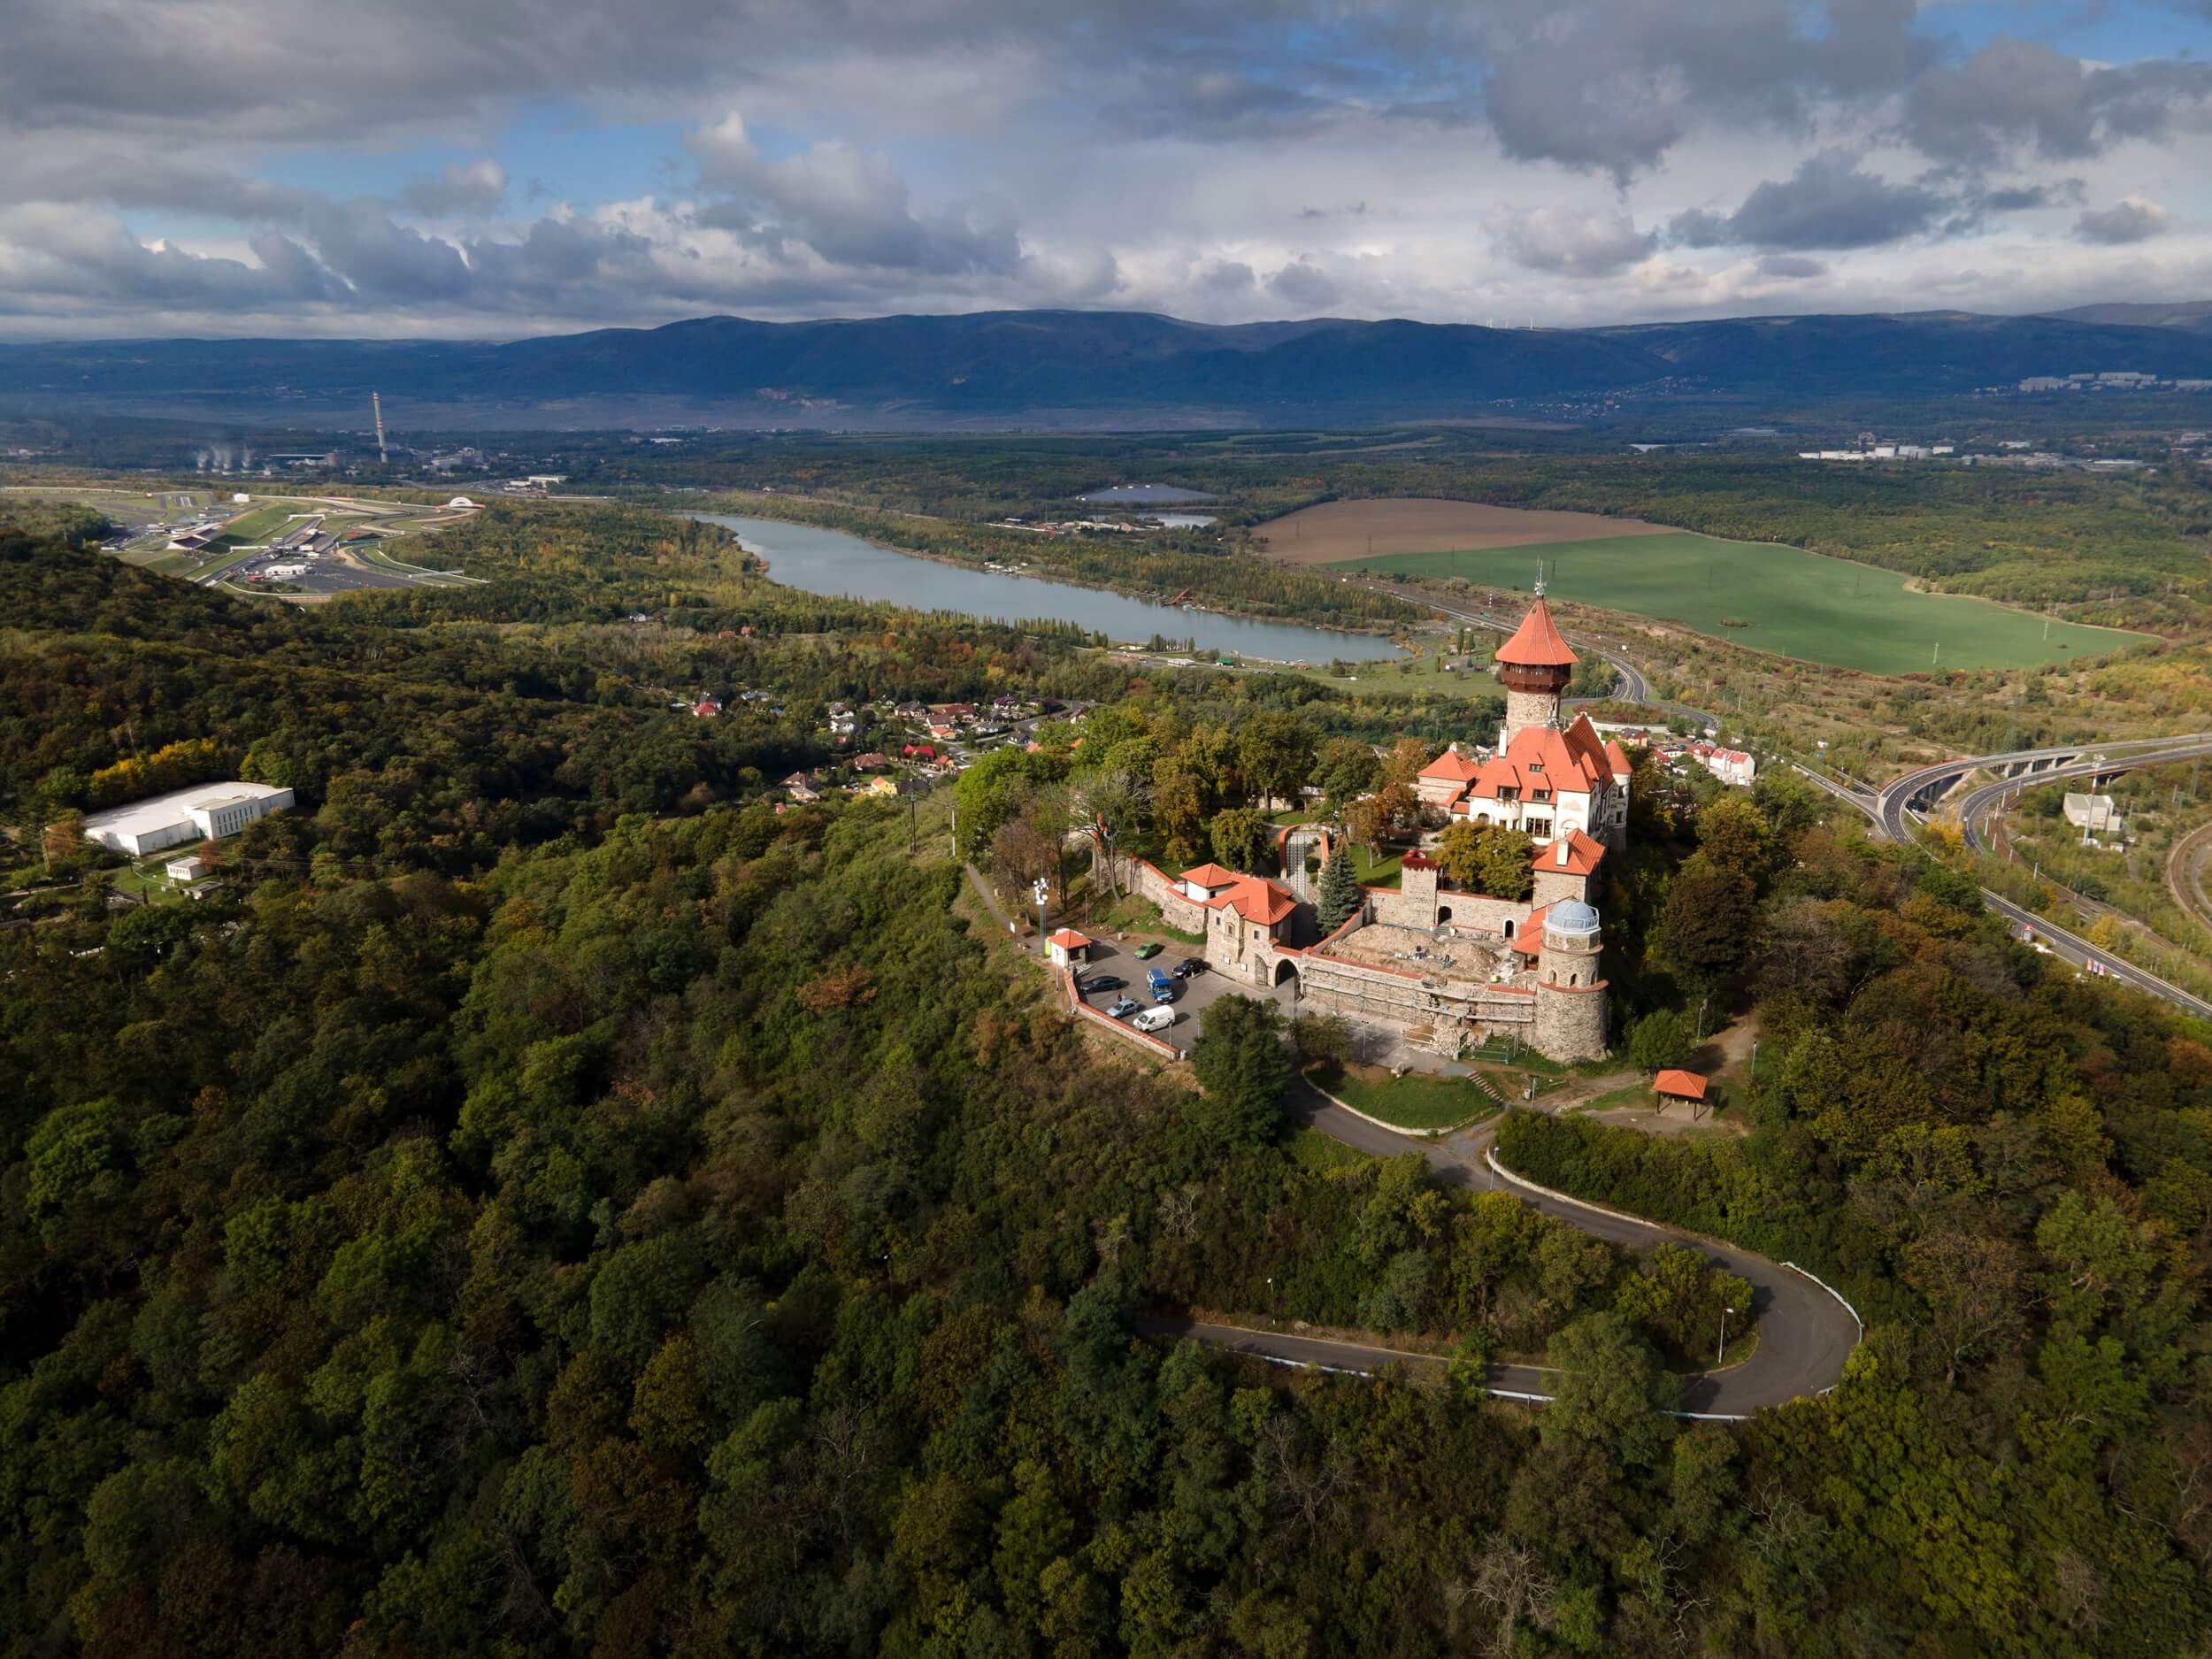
[1071,937,1296,1039]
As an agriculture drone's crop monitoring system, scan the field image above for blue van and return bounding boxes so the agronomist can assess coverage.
[1147,967,1175,1003]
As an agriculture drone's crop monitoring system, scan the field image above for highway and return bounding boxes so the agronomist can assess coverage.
[1154,1079,1865,1418]
[1797,735,2212,1020]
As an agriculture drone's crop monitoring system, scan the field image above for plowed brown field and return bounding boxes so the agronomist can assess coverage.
[1256,497,1674,565]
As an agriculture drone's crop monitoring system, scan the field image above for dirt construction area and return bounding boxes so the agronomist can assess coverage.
[1255,497,1677,566]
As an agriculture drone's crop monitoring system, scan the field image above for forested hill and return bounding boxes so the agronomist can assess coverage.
[4,506,2212,1655]
[6,306,2212,423]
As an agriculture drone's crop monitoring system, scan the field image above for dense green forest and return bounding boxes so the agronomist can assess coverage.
[5,501,2211,1656]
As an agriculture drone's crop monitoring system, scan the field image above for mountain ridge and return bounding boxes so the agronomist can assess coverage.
[6,305,2212,427]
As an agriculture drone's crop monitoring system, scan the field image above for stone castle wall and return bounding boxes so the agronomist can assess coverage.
[1531,864,1594,908]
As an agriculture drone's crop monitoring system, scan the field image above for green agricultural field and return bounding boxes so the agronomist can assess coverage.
[1335,531,2156,674]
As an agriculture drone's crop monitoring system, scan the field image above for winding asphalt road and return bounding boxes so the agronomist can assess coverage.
[1158,1080,1864,1418]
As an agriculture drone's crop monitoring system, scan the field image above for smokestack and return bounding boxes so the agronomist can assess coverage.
[372,391,388,465]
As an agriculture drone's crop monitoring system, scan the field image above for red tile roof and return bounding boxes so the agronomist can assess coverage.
[1533,828,1607,876]
[1209,874,1297,927]
[1179,862,1240,890]
[1048,929,1092,949]
[1603,738,1632,776]
[1512,904,1552,956]
[1654,1069,1708,1100]
[1464,722,1609,802]
[1494,597,1578,670]
[1419,747,1482,783]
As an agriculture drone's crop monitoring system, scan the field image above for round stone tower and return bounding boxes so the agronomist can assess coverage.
[1533,898,1608,1061]
[1494,594,1578,749]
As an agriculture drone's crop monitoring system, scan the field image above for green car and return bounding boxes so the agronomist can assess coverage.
[1133,941,1164,959]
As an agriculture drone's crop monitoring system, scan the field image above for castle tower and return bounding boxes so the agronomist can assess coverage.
[1494,593,1577,749]
[1533,899,1608,1061]
[1399,850,1440,929]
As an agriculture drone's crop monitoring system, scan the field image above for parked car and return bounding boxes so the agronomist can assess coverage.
[1171,957,1206,979]
[1133,941,1164,959]
[1148,969,1175,1004]
[1079,974,1124,994]
[1132,1006,1178,1033]
[1106,997,1140,1019]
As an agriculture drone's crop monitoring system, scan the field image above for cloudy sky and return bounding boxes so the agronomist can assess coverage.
[4,0,2210,339]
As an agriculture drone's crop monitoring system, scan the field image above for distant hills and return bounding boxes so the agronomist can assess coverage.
[2041,301,2212,333]
[5,305,2212,429]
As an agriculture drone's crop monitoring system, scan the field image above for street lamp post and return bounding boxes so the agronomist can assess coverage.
[1033,877,1049,954]
[1717,1303,1739,1367]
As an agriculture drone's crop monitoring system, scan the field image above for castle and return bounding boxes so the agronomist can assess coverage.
[1112,595,1620,1063]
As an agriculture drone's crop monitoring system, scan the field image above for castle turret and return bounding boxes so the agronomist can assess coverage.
[1399,850,1440,929]
[1533,898,1608,1061]
[1494,595,1577,749]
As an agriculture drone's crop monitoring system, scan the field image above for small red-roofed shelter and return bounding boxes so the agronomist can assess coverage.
[1046,928,1093,968]
[1654,1068,1709,1118]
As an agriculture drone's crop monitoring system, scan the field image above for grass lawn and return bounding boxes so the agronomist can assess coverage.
[1091,892,1208,947]
[1344,844,1402,887]
[1333,530,2153,674]
[1314,1063,1497,1133]
[1575,1083,1656,1113]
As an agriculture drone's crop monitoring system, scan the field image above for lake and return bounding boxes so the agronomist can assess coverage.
[692,513,1404,664]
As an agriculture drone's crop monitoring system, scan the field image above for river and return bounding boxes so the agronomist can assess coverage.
[692,513,1405,664]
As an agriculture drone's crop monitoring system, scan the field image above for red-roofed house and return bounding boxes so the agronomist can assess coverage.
[1451,710,1630,847]
[1416,744,1483,808]
[1176,862,1243,902]
[1196,872,1301,981]
[1046,928,1093,968]
[1531,828,1608,905]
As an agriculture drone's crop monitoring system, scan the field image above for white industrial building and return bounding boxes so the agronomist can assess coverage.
[81,782,295,856]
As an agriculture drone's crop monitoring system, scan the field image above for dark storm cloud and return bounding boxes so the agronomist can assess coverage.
[1267,260,1340,308]
[1496,207,1657,277]
[687,116,1020,277]
[1901,37,2212,165]
[1480,0,1930,180]
[402,160,509,218]
[1670,152,1949,251]
[1755,254,1826,279]
[2076,198,2170,245]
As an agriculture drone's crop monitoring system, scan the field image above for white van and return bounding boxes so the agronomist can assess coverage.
[1132,1006,1178,1034]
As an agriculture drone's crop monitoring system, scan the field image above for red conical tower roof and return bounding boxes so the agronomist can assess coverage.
[1494,596,1578,669]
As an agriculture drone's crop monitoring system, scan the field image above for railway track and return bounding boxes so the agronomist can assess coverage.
[2165,821,2212,933]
